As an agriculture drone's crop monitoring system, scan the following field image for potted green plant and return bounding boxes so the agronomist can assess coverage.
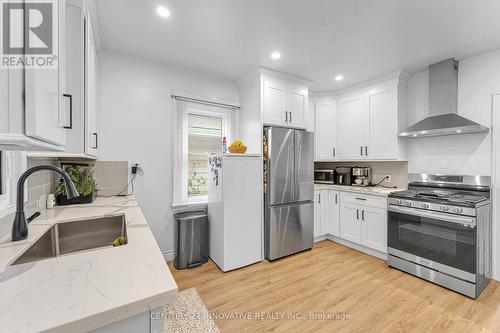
[56,165,97,205]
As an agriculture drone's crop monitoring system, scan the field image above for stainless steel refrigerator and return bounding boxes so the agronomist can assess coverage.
[264,127,314,261]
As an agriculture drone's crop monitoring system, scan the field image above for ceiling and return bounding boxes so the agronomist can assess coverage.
[95,0,500,91]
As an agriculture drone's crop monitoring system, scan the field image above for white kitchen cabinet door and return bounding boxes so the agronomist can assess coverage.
[314,191,322,238]
[287,87,307,129]
[361,206,387,253]
[314,101,336,161]
[366,88,398,160]
[63,0,85,154]
[339,202,362,244]
[338,96,365,160]
[263,79,287,126]
[326,190,340,237]
[85,20,99,157]
[25,0,66,146]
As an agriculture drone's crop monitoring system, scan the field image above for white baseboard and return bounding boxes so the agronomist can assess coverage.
[162,250,175,262]
[314,235,328,243]
[315,233,387,261]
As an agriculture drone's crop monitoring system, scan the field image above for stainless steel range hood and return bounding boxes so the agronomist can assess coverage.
[399,59,489,138]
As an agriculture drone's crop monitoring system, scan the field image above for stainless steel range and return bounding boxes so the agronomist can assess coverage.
[387,174,491,299]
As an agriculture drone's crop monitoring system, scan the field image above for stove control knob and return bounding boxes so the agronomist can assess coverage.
[440,205,449,212]
[404,201,412,207]
[421,203,430,209]
[395,199,402,205]
[453,207,463,214]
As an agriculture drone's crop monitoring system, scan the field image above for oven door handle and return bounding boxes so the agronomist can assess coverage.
[388,205,476,227]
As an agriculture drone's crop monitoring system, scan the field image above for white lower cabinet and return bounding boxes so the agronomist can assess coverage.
[361,206,387,253]
[314,190,322,238]
[325,190,340,236]
[339,202,362,244]
[339,192,387,254]
[315,189,388,255]
[314,189,340,239]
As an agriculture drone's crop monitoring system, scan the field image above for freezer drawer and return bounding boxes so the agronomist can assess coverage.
[265,201,314,260]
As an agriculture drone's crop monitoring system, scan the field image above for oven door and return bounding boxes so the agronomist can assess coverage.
[388,205,476,280]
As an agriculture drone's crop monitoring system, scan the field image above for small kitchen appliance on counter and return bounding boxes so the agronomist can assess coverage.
[352,167,372,186]
[314,169,335,184]
[387,173,491,299]
[335,167,352,185]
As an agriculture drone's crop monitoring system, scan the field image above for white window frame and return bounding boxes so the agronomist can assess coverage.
[0,152,26,218]
[172,96,238,209]
[181,107,228,203]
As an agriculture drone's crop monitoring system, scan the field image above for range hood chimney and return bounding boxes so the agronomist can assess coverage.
[399,58,489,138]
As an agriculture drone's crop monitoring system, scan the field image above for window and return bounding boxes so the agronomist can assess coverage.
[0,151,13,214]
[0,151,25,218]
[186,114,223,197]
[172,98,237,207]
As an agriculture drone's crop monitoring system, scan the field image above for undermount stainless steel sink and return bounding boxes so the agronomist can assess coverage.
[11,215,127,266]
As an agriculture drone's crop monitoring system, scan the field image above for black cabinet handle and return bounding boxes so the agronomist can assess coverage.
[360,146,363,156]
[362,210,365,221]
[93,132,98,149]
[318,193,321,204]
[289,112,292,123]
[335,193,338,204]
[63,94,72,129]
[356,209,359,220]
[355,197,367,201]
[365,146,368,156]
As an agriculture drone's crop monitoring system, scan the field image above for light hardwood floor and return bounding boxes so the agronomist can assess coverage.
[168,240,500,332]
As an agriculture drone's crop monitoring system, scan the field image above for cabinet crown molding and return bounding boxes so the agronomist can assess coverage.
[237,66,312,91]
[310,70,410,97]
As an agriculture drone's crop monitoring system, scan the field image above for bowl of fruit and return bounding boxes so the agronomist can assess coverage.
[228,140,247,154]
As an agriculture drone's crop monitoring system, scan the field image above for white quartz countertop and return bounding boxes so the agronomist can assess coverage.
[314,183,405,197]
[0,196,178,333]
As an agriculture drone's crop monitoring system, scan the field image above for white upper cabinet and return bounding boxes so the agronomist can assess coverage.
[313,97,337,161]
[236,68,311,154]
[263,79,287,125]
[338,95,366,160]
[262,77,308,129]
[286,87,307,128]
[85,18,99,157]
[366,88,398,160]
[337,76,407,161]
[25,0,66,147]
[1,0,67,151]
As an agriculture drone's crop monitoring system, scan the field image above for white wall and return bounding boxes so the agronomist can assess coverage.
[98,51,239,259]
[406,49,500,176]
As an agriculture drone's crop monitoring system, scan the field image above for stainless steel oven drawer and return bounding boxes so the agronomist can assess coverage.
[388,254,477,299]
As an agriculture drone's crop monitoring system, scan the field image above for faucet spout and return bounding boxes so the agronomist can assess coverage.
[12,165,79,241]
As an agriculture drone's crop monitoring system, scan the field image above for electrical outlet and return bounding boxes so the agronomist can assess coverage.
[385,175,391,183]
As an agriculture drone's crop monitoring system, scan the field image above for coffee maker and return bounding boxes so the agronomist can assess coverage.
[352,167,372,186]
[335,167,352,185]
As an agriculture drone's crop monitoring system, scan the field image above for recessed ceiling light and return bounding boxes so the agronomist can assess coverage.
[271,52,281,60]
[156,6,170,18]
[334,75,344,81]
[456,129,462,133]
